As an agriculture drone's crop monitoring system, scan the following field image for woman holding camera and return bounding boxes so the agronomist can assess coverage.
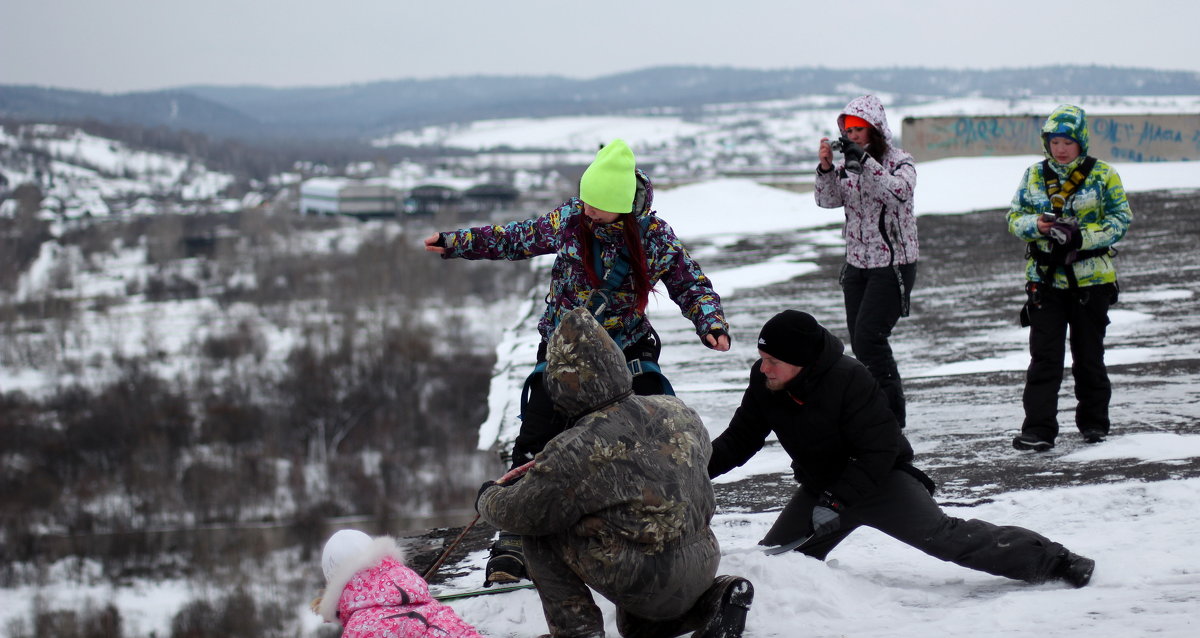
[815,94,918,428]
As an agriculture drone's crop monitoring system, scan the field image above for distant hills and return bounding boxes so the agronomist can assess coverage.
[3,65,1198,142]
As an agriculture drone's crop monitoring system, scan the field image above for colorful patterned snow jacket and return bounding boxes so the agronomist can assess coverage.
[438,170,727,346]
[814,94,919,269]
[1006,104,1132,289]
[317,536,485,638]
[476,307,720,610]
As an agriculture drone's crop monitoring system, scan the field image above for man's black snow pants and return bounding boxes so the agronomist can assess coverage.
[841,262,917,428]
[1022,282,1114,443]
[759,469,1066,584]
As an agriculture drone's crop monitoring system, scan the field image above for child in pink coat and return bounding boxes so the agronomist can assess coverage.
[315,529,486,638]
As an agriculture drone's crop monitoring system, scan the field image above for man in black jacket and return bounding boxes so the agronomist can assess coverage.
[709,309,1095,587]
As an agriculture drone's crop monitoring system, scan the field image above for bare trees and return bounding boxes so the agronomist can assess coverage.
[0,207,527,573]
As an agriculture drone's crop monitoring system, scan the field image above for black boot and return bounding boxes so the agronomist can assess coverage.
[693,575,754,638]
[1052,550,1095,588]
[484,533,526,587]
[1013,432,1054,452]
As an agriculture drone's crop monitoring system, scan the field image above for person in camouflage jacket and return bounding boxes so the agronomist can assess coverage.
[1008,104,1132,451]
[476,308,752,638]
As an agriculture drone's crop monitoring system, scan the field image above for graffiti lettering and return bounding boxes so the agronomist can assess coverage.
[907,114,1199,162]
[1091,118,1137,144]
[1110,147,1145,162]
[1138,123,1183,145]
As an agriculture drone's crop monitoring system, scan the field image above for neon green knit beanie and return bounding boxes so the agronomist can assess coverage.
[579,139,636,214]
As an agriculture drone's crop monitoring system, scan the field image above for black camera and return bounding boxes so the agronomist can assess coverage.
[1041,212,1058,223]
[828,136,862,174]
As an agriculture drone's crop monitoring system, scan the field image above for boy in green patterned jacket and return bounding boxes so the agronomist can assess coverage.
[1007,104,1132,451]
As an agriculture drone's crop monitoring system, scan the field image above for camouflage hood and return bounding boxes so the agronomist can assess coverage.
[1041,104,1090,157]
[545,307,633,418]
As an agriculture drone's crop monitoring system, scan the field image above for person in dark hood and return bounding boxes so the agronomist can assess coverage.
[1007,104,1132,452]
[815,94,919,428]
[476,308,752,638]
[426,138,730,585]
[708,309,1096,588]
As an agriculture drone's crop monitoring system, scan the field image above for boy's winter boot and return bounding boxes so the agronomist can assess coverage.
[693,575,754,638]
[484,533,526,587]
[1012,432,1054,452]
[1052,550,1095,588]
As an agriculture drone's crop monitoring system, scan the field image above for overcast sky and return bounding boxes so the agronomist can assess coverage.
[3,0,1198,94]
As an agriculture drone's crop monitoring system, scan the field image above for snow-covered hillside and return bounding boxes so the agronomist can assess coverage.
[0,123,250,221]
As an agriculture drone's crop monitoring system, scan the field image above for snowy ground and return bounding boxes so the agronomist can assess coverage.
[420,156,1200,637]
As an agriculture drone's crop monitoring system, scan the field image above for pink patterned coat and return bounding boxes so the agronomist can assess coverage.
[317,537,485,638]
[814,94,919,269]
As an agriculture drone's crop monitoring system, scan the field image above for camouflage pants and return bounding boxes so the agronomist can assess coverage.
[523,529,719,637]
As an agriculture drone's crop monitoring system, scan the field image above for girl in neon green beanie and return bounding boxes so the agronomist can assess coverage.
[424,137,731,590]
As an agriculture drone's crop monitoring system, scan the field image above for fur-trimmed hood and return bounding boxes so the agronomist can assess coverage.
[317,536,407,624]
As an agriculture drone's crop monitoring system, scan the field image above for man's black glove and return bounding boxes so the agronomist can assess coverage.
[811,491,844,538]
[474,481,498,513]
[839,137,867,174]
[475,471,529,512]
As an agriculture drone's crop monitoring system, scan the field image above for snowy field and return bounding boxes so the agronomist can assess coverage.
[438,156,1200,637]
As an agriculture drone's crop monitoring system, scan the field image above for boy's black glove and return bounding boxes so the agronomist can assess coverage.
[1048,220,1082,248]
[1047,219,1083,264]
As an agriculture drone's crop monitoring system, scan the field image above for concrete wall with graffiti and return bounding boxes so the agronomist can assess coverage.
[901,114,1200,162]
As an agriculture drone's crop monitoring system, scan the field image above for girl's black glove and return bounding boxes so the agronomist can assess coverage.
[702,329,729,350]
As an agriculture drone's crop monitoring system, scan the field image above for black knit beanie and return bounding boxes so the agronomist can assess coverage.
[756,310,825,367]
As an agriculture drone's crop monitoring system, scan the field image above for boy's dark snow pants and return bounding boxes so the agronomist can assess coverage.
[760,469,1066,583]
[1022,282,1114,443]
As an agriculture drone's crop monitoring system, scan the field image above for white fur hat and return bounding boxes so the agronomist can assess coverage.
[321,529,373,583]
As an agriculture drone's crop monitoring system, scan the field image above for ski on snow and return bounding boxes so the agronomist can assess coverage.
[433,583,537,601]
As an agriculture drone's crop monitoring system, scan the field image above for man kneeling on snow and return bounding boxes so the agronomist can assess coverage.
[709,309,1095,588]
[476,307,753,638]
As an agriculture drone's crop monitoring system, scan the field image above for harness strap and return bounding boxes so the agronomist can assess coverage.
[1042,156,1097,215]
[1027,245,1116,290]
[626,359,675,396]
[1034,156,1099,288]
